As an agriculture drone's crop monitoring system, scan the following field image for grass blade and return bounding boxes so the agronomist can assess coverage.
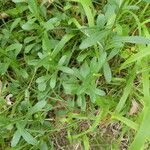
[120,47,150,70]
[112,114,139,130]
[115,66,137,112]
[129,50,150,150]
[83,135,90,150]
[114,36,150,44]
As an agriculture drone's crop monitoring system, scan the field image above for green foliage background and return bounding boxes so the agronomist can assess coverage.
[0,0,150,149]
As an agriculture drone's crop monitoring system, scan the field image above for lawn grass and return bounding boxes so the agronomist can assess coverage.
[0,0,150,149]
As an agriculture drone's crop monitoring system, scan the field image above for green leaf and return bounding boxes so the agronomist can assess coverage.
[94,88,106,96]
[143,0,150,2]
[42,31,52,52]
[38,82,47,91]
[112,114,139,130]
[56,110,68,116]
[79,30,108,49]
[58,55,67,66]
[103,62,112,83]
[114,36,150,44]
[106,13,116,29]
[36,76,49,83]
[22,22,38,31]
[24,36,37,43]
[25,43,36,53]
[21,129,37,145]
[129,105,150,150]
[77,95,82,107]
[11,130,21,147]
[28,0,39,17]
[10,18,21,32]
[59,66,74,75]
[19,69,29,79]
[129,44,150,150]
[82,96,86,110]
[120,47,150,69]
[15,123,37,146]
[80,62,90,78]
[28,100,47,115]
[25,89,30,101]
[63,82,77,94]
[6,5,28,15]
[107,48,120,60]
[97,52,107,71]
[51,34,74,58]
[43,18,59,31]
[77,53,88,62]
[68,18,82,29]
[70,0,94,27]
[115,66,136,112]
[89,91,96,103]
[12,0,26,2]
[22,18,38,31]
[0,63,9,75]
[6,43,22,51]
[83,135,90,150]
[40,141,48,150]
[6,43,22,57]
[50,73,57,89]
[81,2,94,27]
[96,14,106,29]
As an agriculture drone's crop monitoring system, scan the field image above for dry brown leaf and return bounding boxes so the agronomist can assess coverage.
[129,100,139,116]
[0,13,9,19]
[6,94,13,105]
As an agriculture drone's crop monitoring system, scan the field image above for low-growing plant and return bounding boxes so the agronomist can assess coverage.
[0,0,150,149]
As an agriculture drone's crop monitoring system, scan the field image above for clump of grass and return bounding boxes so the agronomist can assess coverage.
[0,0,150,149]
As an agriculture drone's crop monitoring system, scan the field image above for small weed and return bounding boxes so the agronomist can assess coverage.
[0,0,150,149]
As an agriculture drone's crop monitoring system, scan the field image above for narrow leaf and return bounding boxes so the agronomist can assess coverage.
[16,123,38,145]
[114,36,150,44]
[10,18,21,32]
[112,114,139,130]
[120,47,150,69]
[50,73,57,89]
[28,100,47,115]
[28,0,39,17]
[21,129,37,145]
[80,30,108,49]
[115,66,136,112]
[51,34,74,58]
[42,31,52,52]
[11,130,21,147]
[103,62,112,83]
[59,66,74,75]
[83,135,90,150]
